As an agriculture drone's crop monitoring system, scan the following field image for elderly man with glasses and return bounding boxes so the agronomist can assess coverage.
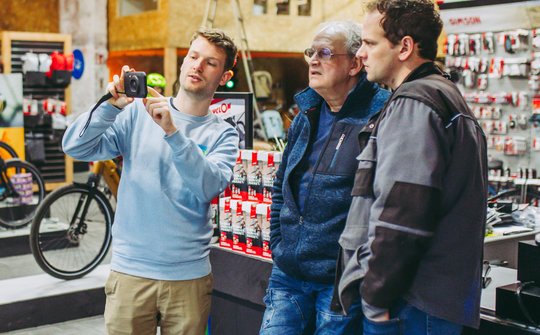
[259,21,389,335]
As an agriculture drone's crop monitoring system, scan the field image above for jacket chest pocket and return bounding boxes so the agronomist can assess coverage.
[351,138,377,197]
[320,124,363,176]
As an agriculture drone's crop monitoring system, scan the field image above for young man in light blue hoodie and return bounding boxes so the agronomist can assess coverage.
[62,28,239,335]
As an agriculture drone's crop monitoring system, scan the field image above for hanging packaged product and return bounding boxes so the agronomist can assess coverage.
[504,136,527,156]
[46,51,74,87]
[532,137,540,151]
[482,32,495,54]
[21,52,50,86]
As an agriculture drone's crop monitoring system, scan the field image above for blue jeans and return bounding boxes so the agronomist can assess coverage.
[259,264,362,335]
[363,299,462,335]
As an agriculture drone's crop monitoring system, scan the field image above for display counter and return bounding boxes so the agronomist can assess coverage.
[209,246,271,335]
[484,230,539,268]
[463,266,540,335]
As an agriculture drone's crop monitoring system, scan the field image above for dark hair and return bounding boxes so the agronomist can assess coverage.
[191,28,238,71]
[365,0,442,60]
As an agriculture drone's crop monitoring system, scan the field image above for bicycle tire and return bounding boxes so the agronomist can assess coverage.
[0,141,18,159]
[0,159,46,229]
[29,184,113,280]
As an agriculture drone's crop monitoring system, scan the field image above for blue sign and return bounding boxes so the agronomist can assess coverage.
[72,49,85,79]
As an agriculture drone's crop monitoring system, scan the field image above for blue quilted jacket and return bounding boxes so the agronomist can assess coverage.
[270,73,390,283]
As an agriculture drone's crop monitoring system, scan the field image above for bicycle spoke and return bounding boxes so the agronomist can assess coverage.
[30,185,113,279]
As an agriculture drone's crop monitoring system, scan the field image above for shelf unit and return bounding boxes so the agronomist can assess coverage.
[1,31,73,191]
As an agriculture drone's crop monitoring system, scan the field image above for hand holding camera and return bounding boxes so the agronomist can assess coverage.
[107,65,148,109]
[107,66,176,135]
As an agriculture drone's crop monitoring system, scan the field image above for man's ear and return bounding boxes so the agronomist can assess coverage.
[349,55,363,76]
[398,36,415,61]
[219,70,234,86]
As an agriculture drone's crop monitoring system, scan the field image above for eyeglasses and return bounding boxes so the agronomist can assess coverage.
[304,47,351,62]
[482,261,492,289]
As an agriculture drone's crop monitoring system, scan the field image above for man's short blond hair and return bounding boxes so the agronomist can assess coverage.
[191,28,238,71]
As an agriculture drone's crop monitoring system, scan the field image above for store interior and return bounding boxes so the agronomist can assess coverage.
[2,0,540,334]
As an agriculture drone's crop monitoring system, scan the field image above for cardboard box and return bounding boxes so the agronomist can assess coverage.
[246,150,263,203]
[260,203,272,259]
[244,201,262,256]
[231,150,248,200]
[209,197,219,244]
[261,151,282,204]
[219,197,233,248]
[231,199,246,252]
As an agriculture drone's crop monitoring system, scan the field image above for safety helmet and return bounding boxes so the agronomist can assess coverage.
[147,73,166,88]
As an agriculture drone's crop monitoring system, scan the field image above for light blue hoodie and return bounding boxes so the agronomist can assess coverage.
[62,98,238,280]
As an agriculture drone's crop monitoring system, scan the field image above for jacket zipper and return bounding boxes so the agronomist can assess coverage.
[303,117,338,214]
[329,132,346,169]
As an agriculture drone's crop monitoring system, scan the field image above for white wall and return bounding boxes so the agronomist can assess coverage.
[59,0,109,118]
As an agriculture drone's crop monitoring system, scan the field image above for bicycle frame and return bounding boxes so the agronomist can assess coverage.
[67,160,119,241]
[90,160,120,199]
[0,158,19,201]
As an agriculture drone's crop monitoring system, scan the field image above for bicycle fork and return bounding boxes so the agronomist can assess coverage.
[67,181,98,243]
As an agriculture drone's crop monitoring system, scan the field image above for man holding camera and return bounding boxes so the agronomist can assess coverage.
[62,28,239,335]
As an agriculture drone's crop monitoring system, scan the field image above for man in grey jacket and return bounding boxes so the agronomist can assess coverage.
[332,1,488,334]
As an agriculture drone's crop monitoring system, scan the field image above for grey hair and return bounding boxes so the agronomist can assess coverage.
[315,20,363,54]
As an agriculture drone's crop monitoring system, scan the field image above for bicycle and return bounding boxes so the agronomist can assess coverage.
[0,141,46,229]
[29,159,119,280]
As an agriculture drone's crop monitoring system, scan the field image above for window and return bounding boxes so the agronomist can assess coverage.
[253,0,267,15]
[298,0,311,16]
[276,0,290,15]
[119,0,158,17]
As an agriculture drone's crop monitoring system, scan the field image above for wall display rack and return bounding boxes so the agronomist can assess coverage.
[1,31,73,190]
[440,1,540,177]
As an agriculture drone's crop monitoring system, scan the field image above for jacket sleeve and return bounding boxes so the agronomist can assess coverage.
[62,101,132,161]
[269,115,301,250]
[165,125,239,203]
[360,98,450,318]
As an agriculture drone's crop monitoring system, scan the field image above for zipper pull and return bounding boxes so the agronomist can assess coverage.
[335,133,346,150]
[299,216,304,225]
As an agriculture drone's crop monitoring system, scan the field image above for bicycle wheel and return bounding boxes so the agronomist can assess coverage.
[29,184,113,280]
[0,159,46,229]
[0,141,18,159]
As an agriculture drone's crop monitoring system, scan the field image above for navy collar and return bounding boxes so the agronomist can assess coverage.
[294,72,377,118]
